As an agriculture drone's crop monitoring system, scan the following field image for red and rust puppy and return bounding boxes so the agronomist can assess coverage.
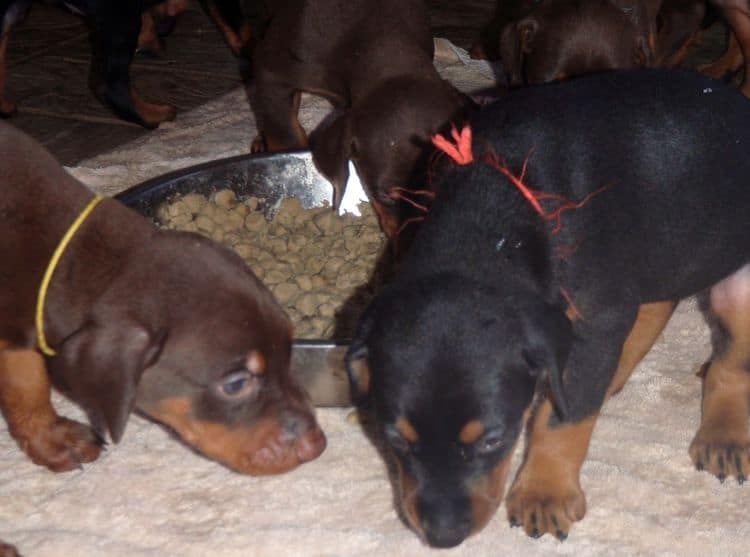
[346,69,750,547]
[0,120,325,483]
[499,0,655,86]
[251,0,468,238]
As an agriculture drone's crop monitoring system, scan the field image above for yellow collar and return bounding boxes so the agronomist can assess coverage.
[35,195,105,356]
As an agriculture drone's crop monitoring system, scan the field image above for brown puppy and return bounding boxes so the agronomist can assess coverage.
[500,0,655,86]
[251,0,467,238]
[0,121,325,478]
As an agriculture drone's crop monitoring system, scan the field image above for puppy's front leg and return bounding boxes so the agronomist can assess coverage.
[0,31,17,117]
[0,348,103,471]
[506,301,675,539]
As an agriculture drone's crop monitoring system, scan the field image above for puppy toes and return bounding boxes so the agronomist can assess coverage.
[506,482,586,540]
[689,435,750,484]
[250,135,267,153]
[22,417,104,472]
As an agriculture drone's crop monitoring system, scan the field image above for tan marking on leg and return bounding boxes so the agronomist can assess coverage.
[0,348,101,471]
[0,32,18,116]
[608,301,676,397]
[690,268,750,481]
[137,11,163,55]
[506,400,592,539]
[507,301,675,539]
[459,419,485,444]
[130,87,176,128]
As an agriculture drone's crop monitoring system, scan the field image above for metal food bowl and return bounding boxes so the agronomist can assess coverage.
[115,151,353,407]
[116,151,336,219]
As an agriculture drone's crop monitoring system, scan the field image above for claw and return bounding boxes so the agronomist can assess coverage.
[556,530,568,541]
[509,516,519,528]
[530,527,541,539]
[738,475,746,485]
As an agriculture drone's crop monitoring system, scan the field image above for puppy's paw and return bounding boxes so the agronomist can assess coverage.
[250,135,267,153]
[506,477,586,540]
[20,417,104,472]
[690,430,750,484]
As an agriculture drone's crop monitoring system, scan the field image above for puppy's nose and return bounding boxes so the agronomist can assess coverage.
[420,497,472,548]
[279,410,326,462]
[281,409,312,439]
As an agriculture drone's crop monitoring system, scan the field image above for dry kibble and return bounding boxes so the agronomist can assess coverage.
[318,303,336,318]
[305,257,326,275]
[273,282,299,305]
[158,190,385,338]
[182,193,206,214]
[194,214,215,234]
[222,231,242,246]
[167,199,191,219]
[276,197,304,227]
[323,258,345,276]
[214,189,237,208]
[244,212,267,233]
[296,292,320,317]
[295,275,313,291]
[311,275,328,289]
[224,208,247,230]
[265,269,290,285]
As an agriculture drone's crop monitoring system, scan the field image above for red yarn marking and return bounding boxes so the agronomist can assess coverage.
[395,215,425,238]
[484,150,610,234]
[388,187,435,213]
[484,151,545,216]
[431,125,474,165]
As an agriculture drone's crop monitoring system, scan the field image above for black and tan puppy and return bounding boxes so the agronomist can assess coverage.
[251,0,468,238]
[0,120,326,539]
[346,69,750,547]
[0,0,255,128]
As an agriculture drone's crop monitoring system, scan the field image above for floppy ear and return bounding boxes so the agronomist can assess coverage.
[634,34,652,67]
[345,341,371,406]
[520,302,573,419]
[345,300,383,405]
[500,18,538,86]
[47,320,166,443]
[310,112,353,209]
[517,18,539,54]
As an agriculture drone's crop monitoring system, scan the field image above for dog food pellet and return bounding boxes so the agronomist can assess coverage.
[157,189,386,338]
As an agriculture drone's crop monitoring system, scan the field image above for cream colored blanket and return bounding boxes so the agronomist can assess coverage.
[2,42,746,557]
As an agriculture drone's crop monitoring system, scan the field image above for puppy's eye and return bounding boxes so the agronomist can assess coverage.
[217,371,259,399]
[476,432,505,456]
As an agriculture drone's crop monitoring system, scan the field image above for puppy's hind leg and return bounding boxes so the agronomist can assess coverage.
[0,347,103,472]
[251,70,309,153]
[690,264,750,482]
